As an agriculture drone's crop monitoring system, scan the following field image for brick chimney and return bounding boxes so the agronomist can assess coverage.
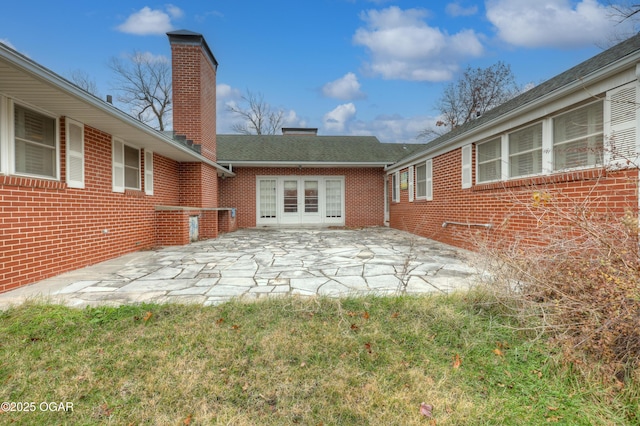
[167,30,218,162]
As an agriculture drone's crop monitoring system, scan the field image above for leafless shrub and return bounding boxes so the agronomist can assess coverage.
[474,168,640,379]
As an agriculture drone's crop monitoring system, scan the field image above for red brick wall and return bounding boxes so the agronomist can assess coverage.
[389,146,639,250]
[155,210,192,246]
[0,121,181,293]
[218,167,386,228]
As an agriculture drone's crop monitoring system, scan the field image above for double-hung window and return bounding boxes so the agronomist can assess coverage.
[553,101,603,170]
[14,104,57,179]
[112,138,141,192]
[416,162,426,198]
[477,137,502,183]
[415,160,433,200]
[509,123,543,177]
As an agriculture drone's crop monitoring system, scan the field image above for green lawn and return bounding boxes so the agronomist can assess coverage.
[0,291,637,425]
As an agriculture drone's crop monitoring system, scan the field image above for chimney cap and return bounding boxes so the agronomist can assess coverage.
[282,127,318,135]
[167,29,219,69]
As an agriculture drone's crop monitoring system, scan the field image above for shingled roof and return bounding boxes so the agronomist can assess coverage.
[216,134,426,165]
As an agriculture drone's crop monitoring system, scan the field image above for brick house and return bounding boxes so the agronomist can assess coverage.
[385,34,640,250]
[0,31,236,292]
[0,30,420,292]
[1,29,640,293]
[216,131,423,228]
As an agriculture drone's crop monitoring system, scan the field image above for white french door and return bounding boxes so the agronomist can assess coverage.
[257,176,344,226]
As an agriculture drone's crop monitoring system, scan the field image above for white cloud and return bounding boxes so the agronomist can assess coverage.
[131,51,169,64]
[445,2,478,17]
[323,103,357,133]
[353,6,484,81]
[116,6,183,35]
[216,83,241,100]
[486,0,630,48]
[342,113,436,144]
[322,73,366,100]
[282,110,307,129]
[166,4,184,19]
[195,10,224,23]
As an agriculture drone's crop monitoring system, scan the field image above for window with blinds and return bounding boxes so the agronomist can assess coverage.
[14,105,56,178]
[553,101,603,170]
[416,162,426,197]
[477,137,502,182]
[509,123,542,177]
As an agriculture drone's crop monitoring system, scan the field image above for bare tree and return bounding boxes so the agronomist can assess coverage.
[608,1,640,23]
[68,69,100,97]
[419,62,520,139]
[108,51,172,131]
[227,90,284,135]
[604,1,640,45]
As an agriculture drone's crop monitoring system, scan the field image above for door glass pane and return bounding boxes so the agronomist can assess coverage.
[326,180,342,218]
[259,179,276,218]
[284,180,298,213]
[304,181,318,213]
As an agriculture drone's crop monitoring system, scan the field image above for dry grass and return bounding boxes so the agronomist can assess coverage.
[0,293,637,425]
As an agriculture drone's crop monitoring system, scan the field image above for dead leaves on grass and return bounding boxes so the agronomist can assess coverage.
[94,403,113,419]
[452,353,462,369]
[420,402,433,417]
[133,311,153,324]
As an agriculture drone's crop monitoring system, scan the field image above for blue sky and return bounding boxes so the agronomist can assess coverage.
[0,1,636,143]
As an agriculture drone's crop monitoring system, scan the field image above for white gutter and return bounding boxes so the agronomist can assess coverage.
[220,161,393,168]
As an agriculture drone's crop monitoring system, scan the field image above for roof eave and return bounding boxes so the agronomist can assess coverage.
[0,42,233,177]
[218,160,393,168]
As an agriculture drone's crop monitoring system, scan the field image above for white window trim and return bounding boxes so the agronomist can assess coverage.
[144,150,154,195]
[65,118,84,189]
[10,100,60,180]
